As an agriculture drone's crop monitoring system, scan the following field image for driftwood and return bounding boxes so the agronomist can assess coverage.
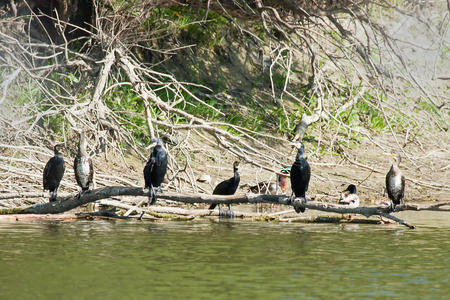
[98,199,262,219]
[1,186,449,228]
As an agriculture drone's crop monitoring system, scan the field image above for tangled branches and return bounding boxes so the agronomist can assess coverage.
[0,0,449,203]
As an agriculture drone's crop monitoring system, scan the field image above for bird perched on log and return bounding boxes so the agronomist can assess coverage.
[338,184,360,220]
[74,131,93,198]
[43,144,65,202]
[385,152,405,212]
[249,167,290,195]
[289,141,311,213]
[209,161,240,217]
[144,138,168,205]
[338,184,360,208]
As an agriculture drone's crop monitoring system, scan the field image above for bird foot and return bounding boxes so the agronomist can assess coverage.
[291,197,306,213]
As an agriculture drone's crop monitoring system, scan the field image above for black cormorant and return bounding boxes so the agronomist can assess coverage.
[74,131,94,197]
[209,161,240,217]
[385,152,405,211]
[143,138,168,205]
[43,144,65,202]
[289,141,311,213]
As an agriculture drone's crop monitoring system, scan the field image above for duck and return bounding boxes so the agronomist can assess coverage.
[339,184,360,208]
[338,184,360,220]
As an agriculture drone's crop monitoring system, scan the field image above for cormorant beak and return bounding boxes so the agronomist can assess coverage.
[288,141,299,154]
[146,141,158,150]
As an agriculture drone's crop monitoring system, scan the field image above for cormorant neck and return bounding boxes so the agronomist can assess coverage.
[391,163,401,176]
[78,139,88,156]
[233,167,239,178]
[53,146,61,156]
[296,149,304,161]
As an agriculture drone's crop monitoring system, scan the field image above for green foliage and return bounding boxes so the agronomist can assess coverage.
[329,85,391,137]
[146,7,229,48]
[355,100,386,131]
[418,100,439,115]
[105,85,150,144]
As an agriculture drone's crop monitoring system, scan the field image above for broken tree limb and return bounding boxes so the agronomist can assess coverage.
[97,199,261,219]
[1,186,448,228]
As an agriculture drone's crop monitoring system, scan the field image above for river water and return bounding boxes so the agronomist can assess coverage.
[0,211,449,299]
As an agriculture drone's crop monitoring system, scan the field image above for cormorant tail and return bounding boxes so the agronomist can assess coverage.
[209,203,217,210]
[49,191,57,202]
[390,201,396,212]
[149,187,156,205]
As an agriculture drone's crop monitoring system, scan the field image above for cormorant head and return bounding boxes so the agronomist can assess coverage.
[389,152,401,166]
[233,161,240,171]
[53,143,64,155]
[343,184,357,194]
[147,138,163,150]
[289,141,305,156]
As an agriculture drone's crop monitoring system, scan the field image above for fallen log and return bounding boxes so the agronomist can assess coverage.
[0,186,448,228]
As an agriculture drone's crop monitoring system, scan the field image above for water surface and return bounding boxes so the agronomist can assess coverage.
[0,213,449,299]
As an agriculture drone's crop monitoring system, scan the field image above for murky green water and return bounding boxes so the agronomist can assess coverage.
[0,212,449,299]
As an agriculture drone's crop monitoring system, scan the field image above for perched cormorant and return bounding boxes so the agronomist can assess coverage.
[209,161,240,217]
[385,152,405,211]
[249,167,290,195]
[338,184,360,208]
[43,144,65,202]
[289,141,311,213]
[143,138,168,205]
[74,131,94,197]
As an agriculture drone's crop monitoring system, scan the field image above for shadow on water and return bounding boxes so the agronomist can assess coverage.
[0,216,449,299]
